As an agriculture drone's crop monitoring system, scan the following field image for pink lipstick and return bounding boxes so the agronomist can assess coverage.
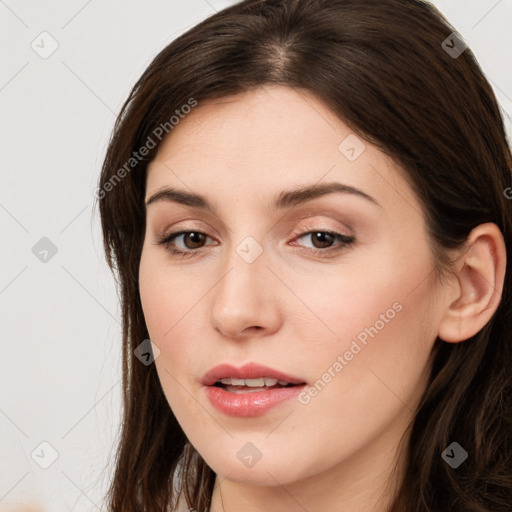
[201,363,307,417]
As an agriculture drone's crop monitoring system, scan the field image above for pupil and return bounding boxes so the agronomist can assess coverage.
[185,232,204,249]
[313,232,333,248]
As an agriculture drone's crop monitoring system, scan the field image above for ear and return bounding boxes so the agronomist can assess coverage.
[437,223,507,343]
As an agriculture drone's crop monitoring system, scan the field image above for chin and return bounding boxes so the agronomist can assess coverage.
[192,437,315,487]
[208,457,300,486]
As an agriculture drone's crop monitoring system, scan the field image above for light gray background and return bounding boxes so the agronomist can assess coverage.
[1,1,511,510]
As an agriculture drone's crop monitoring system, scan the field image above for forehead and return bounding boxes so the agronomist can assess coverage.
[145,85,419,215]
[152,86,344,163]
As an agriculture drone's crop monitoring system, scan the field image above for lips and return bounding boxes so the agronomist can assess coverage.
[201,363,307,417]
[201,363,306,387]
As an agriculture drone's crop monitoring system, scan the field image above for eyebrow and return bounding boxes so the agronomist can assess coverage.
[145,181,382,211]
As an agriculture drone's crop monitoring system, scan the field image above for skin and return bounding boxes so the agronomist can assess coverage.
[138,85,506,512]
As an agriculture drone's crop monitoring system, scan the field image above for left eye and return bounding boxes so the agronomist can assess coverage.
[293,230,355,251]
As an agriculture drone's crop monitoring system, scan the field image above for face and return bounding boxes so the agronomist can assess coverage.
[139,85,445,488]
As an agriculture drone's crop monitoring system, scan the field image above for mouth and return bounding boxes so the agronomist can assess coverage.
[201,362,306,387]
[201,363,307,417]
[212,377,300,394]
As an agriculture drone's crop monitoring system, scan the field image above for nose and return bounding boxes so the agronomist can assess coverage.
[210,244,282,340]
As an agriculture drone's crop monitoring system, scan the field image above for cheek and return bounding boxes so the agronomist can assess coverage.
[139,249,212,394]
[293,235,434,352]
[139,254,211,430]
[139,248,203,340]
[292,236,437,413]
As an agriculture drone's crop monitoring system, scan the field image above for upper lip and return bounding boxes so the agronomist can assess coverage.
[201,363,306,386]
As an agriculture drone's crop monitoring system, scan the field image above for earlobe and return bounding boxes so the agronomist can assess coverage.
[437,223,506,343]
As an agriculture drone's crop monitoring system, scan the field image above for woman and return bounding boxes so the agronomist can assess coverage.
[97,0,512,510]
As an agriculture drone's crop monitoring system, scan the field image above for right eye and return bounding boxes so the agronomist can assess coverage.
[156,230,218,257]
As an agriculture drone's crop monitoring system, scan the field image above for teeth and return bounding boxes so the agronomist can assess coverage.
[245,378,266,387]
[218,377,288,387]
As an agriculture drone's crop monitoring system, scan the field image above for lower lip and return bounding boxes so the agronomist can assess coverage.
[203,385,306,417]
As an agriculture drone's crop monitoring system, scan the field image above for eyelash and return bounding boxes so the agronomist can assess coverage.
[156,228,355,258]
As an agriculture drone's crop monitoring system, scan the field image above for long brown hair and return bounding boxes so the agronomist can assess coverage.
[97,1,512,510]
